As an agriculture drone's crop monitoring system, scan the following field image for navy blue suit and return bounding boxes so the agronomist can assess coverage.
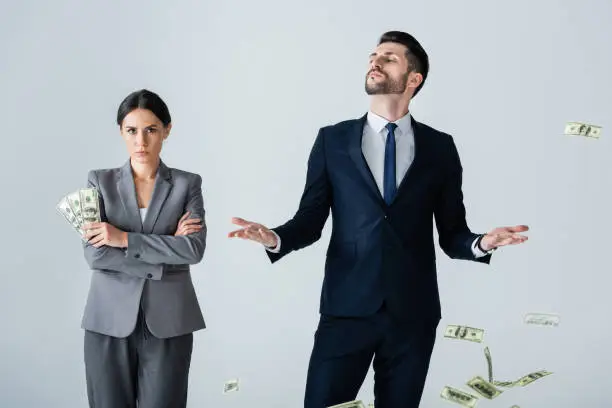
[267,114,491,407]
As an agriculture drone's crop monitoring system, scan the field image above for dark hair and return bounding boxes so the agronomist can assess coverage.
[378,31,429,97]
[116,89,172,127]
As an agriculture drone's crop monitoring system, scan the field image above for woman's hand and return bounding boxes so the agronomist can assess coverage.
[82,222,128,248]
[174,211,203,236]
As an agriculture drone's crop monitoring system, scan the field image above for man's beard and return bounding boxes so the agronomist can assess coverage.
[365,70,409,95]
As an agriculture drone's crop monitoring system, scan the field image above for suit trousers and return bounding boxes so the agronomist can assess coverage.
[304,303,438,408]
[84,307,194,408]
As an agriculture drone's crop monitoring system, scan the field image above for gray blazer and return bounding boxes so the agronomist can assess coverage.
[81,159,206,338]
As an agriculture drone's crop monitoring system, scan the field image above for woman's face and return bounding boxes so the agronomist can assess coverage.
[120,108,171,166]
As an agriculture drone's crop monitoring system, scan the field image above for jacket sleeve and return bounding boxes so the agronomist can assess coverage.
[433,136,491,264]
[82,170,163,280]
[266,128,332,263]
[124,174,207,265]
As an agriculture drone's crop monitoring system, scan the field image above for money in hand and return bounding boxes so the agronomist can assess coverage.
[440,386,479,407]
[565,121,602,138]
[79,188,101,224]
[57,188,102,239]
[56,197,85,239]
[444,325,484,343]
[466,376,503,400]
[223,378,239,394]
[66,191,84,229]
[524,313,559,327]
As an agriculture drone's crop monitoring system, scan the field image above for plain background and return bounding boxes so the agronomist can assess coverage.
[1,0,611,406]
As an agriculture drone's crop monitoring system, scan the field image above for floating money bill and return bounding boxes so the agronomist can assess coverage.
[367,404,374,408]
[493,370,553,388]
[79,188,101,224]
[328,401,366,408]
[524,312,559,327]
[510,406,520,408]
[484,346,493,383]
[564,121,601,138]
[517,370,553,386]
[492,380,517,388]
[440,386,479,407]
[56,197,85,239]
[466,376,503,400]
[444,325,484,343]
[223,378,239,394]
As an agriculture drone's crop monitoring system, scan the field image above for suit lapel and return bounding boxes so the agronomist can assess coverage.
[348,114,385,205]
[117,160,144,233]
[142,160,172,234]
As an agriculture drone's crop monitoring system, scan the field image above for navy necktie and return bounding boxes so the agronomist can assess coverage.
[383,122,398,205]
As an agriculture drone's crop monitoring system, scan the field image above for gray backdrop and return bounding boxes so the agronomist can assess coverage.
[1,0,611,406]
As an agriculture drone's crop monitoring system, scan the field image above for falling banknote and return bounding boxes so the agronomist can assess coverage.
[524,312,560,327]
[493,370,553,388]
[444,325,484,343]
[328,401,366,408]
[440,386,479,407]
[484,347,493,383]
[466,376,503,400]
[223,378,239,394]
[564,121,601,138]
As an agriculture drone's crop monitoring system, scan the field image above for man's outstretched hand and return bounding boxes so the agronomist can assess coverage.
[228,217,278,248]
[480,225,529,251]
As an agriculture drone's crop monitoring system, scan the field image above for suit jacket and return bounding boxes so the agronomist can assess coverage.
[267,114,491,322]
[81,159,206,338]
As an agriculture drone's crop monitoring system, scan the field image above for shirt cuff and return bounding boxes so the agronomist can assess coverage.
[265,230,281,253]
[472,236,490,258]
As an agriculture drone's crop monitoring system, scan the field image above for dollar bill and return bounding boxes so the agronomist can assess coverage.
[367,404,374,408]
[484,346,493,383]
[56,197,85,239]
[493,370,552,388]
[65,191,84,229]
[524,312,559,327]
[466,376,503,400]
[328,401,366,408]
[565,121,602,138]
[79,188,101,225]
[517,370,553,386]
[223,378,239,394]
[444,325,484,343]
[440,386,479,407]
[492,380,518,388]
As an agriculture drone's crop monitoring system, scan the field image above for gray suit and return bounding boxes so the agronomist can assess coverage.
[81,159,206,408]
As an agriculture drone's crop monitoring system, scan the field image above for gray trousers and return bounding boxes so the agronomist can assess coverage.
[84,308,194,408]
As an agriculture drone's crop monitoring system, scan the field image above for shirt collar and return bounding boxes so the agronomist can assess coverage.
[367,110,413,136]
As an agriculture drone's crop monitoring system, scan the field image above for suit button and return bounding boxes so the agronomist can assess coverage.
[384,215,388,219]
[147,273,153,279]
[134,253,140,258]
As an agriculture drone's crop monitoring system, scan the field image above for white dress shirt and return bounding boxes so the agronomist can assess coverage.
[267,111,489,257]
[139,207,147,223]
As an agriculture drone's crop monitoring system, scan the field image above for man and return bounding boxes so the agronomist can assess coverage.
[229,31,529,408]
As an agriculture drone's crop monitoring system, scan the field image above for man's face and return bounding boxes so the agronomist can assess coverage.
[365,42,411,95]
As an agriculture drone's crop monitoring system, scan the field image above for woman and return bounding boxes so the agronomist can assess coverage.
[80,89,206,408]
